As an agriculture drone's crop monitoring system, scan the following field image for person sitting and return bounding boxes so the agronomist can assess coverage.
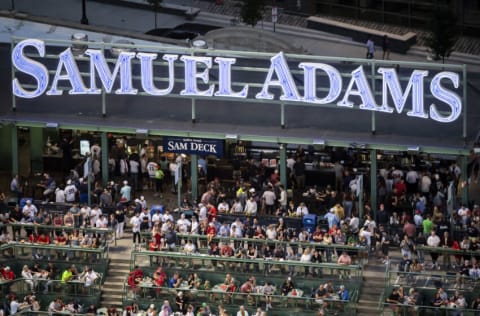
[175,291,188,314]
[48,297,64,315]
[281,277,295,296]
[152,266,167,297]
[21,265,37,293]
[127,266,144,298]
[80,266,99,292]
[240,279,254,304]
[168,271,183,289]
[337,251,352,279]
[315,283,329,304]
[386,287,403,316]
[263,281,274,311]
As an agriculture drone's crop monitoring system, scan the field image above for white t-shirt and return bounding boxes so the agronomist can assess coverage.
[130,216,141,233]
[147,162,158,178]
[64,184,77,202]
[130,160,140,174]
[56,189,66,203]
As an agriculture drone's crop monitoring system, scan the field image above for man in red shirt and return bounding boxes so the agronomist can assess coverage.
[395,178,407,197]
[2,266,15,280]
[28,232,42,259]
[37,232,51,260]
[206,222,216,244]
[207,203,218,222]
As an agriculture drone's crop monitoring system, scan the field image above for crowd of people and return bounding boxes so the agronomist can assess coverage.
[0,139,478,315]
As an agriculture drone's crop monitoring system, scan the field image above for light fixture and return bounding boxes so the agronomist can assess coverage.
[225,134,238,140]
[45,122,58,128]
[135,128,148,135]
[312,139,325,145]
[407,146,420,152]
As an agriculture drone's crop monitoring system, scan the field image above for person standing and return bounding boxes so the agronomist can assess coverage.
[366,35,375,59]
[130,212,141,244]
[382,35,390,60]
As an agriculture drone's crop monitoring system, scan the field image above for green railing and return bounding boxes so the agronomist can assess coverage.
[379,256,480,315]
[140,231,369,266]
[121,276,358,316]
[0,277,102,312]
[7,223,117,246]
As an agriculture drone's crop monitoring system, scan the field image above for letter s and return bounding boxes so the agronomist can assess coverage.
[12,39,49,98]
[429,72,462,123]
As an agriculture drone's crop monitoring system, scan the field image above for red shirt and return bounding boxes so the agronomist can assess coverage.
[395,181,406,196]
[208,206,217,222]
[2,270,14,280]
[28,234,39,243]
[206,225,216,236]
[37,235,50,244]
[56,235,67,244]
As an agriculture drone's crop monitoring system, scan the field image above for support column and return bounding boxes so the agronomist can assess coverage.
[101,132,109,186]
[177,162,182,209]
[279,144,287,187]
[29,127,44,174]
[370,149,377,220]
[461,155,469,206]
[190,154,198,204]
[11,125,18,176]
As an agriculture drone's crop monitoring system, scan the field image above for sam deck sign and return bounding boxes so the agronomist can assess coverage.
[163,137,224,157]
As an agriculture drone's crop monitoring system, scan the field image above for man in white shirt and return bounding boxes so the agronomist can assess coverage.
[80,204,91,227]
[64,179,77,203]
[130,212,141,244]
[405,168,419,194]
[296,202,309,217]
[146,161,158,191]
[244,196,257,216]
[197,203,207,221]
[22,200,38,221]
[176,214,191,234]
[129,159,140,191]
[427,230,441,269]
[83,267,99,288]
[89,205,102,227]
[217,200,230,214]
[95,214,108,228]
[55,187,66,203]
[262,186,276,215]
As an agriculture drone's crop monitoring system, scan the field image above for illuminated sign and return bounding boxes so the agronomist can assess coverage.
[11,39,462,123]
[163,136,224,157]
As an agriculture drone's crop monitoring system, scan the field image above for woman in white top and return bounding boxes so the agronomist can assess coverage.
[300,248,313,276]
[21,265,36,292]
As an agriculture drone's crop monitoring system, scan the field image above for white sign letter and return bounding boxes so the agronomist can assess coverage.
[85,50,137,94]
[256,52,301,101]
[378,67,428,118]
[137,53,178,96]
[47,48,87,95]
[299,62,342,104]
[429,72,462,123]
[337,66,376,110]
[214,57,248,98]
[12,39,49,98]
[180,56,214,96]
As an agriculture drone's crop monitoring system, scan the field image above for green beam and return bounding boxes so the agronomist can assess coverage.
[190,154,198,204]
[29,127,44,173]
[461,155,468,205]
[279,144,287,187]
[101,132,109,186]
[11,125,18,177]
[9,121,471,157]
[370,149,377,220]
